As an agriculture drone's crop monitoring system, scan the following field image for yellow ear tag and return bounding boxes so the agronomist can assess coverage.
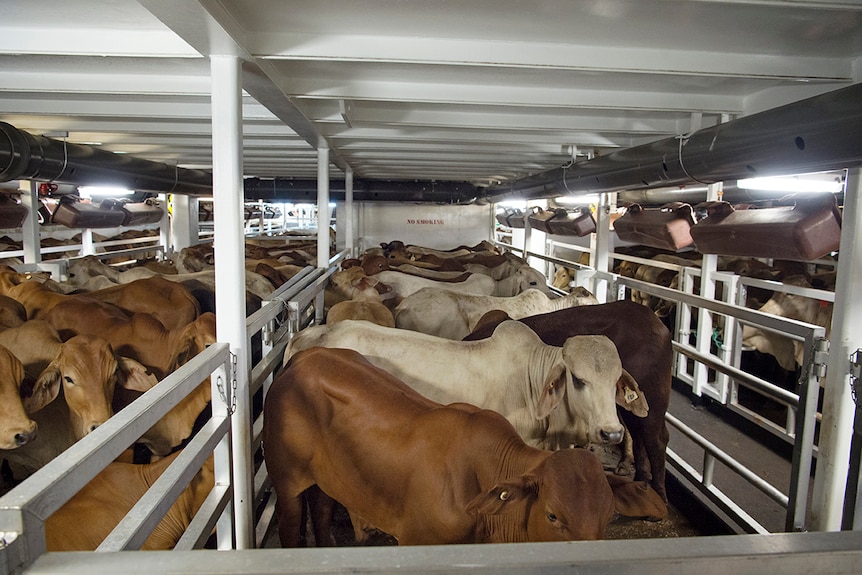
[624,387,639,404]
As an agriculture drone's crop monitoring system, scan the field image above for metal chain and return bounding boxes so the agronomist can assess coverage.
[216,351,238,416]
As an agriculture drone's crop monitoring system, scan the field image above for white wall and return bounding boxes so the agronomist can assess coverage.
[337,202,492,251]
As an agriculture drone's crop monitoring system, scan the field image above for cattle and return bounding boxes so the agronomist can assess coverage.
[327,267,394,306]
[45,451,214,551]
[326,300,395,328]
[265,347,666,547]
[285,319,646,450]
[463,300,673,501]
[0,321,156,477]
[0,344,37,450]
[0,294,26,330]
[41,300,217,381]
[393,286,599,340]
[741,275,833,372]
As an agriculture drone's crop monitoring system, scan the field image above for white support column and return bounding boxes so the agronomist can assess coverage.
[345,167,354,256]
[316,146,330,324]
[158,194,170,259]
[593,192,613,303]
[693,182,722,400]
[170,195,198,253]
[210,54,253,549]
[18,180,41,265]
[811,167,862,531]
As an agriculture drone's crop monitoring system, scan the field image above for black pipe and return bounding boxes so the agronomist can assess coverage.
[0,121,213,195]
[479,82,862,204]
[243,177,479,204]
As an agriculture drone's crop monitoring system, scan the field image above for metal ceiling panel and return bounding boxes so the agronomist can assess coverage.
[0,0,860,200]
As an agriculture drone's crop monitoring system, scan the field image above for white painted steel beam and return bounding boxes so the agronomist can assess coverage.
[811,167,862,531]
[210,54,253,548]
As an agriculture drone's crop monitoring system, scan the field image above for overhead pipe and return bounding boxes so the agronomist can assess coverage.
[243,177,479,204]
[0,121,213,195]
[479,82,862,204]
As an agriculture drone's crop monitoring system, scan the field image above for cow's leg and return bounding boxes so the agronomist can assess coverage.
[615,426,636,477]
[273,480,308,547]
[305,485,336,546]
[645,422,670,502]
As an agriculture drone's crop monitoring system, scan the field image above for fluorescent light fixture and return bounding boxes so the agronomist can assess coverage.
[77,186,134,198]
[497,200,527,208]
[556,194,600,206]
[737,174,844,194]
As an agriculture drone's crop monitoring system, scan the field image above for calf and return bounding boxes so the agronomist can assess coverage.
[264,347,666,546]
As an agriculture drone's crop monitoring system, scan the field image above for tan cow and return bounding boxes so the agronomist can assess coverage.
[0,321,155,477]
[42,301,217,380]
[0,344,37,450]
[741,275,833,372]
[393,286,599,340]
[45,451,214,550]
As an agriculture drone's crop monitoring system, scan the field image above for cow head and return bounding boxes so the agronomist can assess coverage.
[28,335,156,440]
[557,334,631,446]
[169,312,217,373]
[465,449,615,542]
[0,345,38,449]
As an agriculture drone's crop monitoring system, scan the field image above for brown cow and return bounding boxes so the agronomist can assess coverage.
[464,299,672,502]
[264,347,666,547]
[0,321,156,477]
[45,451,214,550]
[41,300,217,381]
[0,344,37,450]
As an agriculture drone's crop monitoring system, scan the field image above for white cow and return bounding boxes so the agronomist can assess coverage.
[393,286,599,340]
[284,319,646,450]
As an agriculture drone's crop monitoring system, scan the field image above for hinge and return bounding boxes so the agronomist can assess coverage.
[812,337,830,379]
[850,348,862,405]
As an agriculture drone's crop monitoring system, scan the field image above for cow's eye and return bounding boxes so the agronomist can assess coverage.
[571,375,584,388]
[64,376,74,385]
[547,513,557,523]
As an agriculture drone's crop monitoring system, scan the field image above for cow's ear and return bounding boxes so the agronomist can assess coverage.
[117,357,158,392]
[605,474,667,521]
[536,364,566,419]
[25,364,62,413]
[465,477,536,516]
[615,369,648,417]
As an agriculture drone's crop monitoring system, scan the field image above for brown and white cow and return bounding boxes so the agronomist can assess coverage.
[285,319,646,450]
[264,347,666,546]
[463,299,673,501]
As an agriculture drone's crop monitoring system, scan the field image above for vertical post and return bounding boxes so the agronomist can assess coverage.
[692,182,721,399]
[210,54,253,549]
[158,193,170,260]
[170,195,198,253]
[18,180,41,265]
[316,146,330,323]
[592,192,612,303]
[345,167,354,257]
[811,167,862,530]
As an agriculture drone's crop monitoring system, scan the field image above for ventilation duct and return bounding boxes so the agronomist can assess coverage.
[0,121,213,195]
[479,82,862,204]
[243,177,479,204]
